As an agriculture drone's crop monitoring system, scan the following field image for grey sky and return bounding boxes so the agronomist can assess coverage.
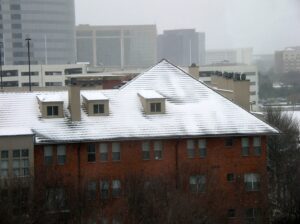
[75,0,300,54]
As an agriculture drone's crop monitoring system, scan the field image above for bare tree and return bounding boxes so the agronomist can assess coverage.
[265,107,300,223]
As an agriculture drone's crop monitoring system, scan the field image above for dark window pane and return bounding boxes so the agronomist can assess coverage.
[225,137,234,147]
[13,150,20,158]
[227,173,235,182]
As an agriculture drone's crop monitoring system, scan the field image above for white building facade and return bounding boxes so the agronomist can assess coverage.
[206,48,253,65]
[0,64,87,88]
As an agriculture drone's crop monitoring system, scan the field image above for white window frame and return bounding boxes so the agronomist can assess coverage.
[57,145,66,165]
[244,173,260,191]
[154,141,163,160]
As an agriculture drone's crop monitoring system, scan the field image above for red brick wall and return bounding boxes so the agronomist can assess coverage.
[34,136,269,223]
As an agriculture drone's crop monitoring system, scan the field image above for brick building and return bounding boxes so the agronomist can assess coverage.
[0,60,278,223]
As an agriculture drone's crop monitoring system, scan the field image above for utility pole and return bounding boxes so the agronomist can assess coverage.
[25,37,32,91]
[0,42,3,90]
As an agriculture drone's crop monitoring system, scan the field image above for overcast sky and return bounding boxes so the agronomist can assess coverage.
[75,0,300,54]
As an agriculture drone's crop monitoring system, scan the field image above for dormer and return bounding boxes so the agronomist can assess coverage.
[37,95,64,118]
[81,92,109,116]
[138,90,166,114]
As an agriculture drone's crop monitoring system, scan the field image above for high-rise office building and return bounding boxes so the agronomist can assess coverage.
[274,46,300,74]
[205,48,253,65]
[0,0,76,65]
[157,29,206,66]
[76,25,157,69]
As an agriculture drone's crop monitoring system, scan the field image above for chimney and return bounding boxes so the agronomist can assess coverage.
[188,63,199,79]
[68,78,81,121]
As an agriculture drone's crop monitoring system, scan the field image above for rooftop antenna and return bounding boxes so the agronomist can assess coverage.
[25,36,32,91]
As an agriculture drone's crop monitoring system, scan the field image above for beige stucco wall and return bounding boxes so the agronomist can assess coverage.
[0,135,35,178]
[68,85,81,121]
[188,66,200,79]
[233,81,250,111]
[211,75,250,111]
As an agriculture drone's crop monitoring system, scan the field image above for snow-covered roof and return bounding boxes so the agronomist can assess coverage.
[81,92,108,101]
[0,60,278,144]
[36,94,63,103]
[138,90,165,99]
[0,127,33,137]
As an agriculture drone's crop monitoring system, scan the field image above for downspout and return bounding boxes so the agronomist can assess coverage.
[175,140,179,189]
[77,143,82,224]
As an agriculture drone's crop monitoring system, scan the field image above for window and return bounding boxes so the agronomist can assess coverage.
[244,173,260,191]
[99,217,109,224]
[142,141,150,160]
[22,82,39,87]
[112,180,121,198]
[11,24,21,29]
[228,209,236,218]
[199,139,206,158]
[93,104,104,114]
[10,4,21,10]
[45,82,62,87]
[242,138,249,156]
[45,71,62,76]
[187,140,195,158]
[189,175,206,193]
[87,143,96,162]
[12,149,29,177]
[12,33,22,39]
[245,208,261,224]
[57,145,66,165]
[47,106,59,116]
[0,150,9,177]
[3,81,18,87]
[44,146,53,165]
[150,102,161,112]
[112,143,121,161]
[225,137,234,147]
[47,188,65,210]
[227,173,235,182]
[100,143,108,161]
[21,72,39,76]
[253,137,261,156]
[3,70,18,77]
[87,181,97,200]
[154,141,163,160]
[11,14,21,20]
[100,180,109,199]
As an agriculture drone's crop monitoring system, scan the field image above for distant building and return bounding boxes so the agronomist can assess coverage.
[0,64,87,89]
[0,64,139,91]
[184,63,259,111]
[0,0,76,65]
[76,24,157,69]
[189,66,250,111]
[274,46,300,74]
[157,29,205,66]
[206,48,253,65]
